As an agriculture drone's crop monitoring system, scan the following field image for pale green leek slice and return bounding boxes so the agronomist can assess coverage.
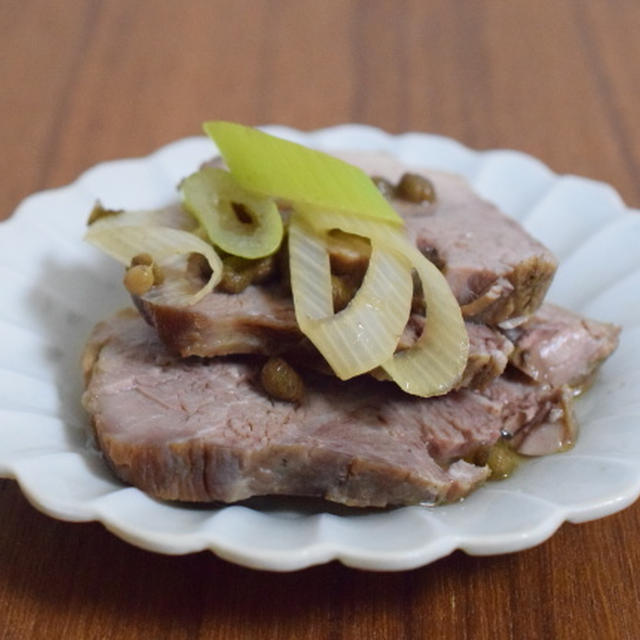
[180,167,283,259]
[86,203,197,232]
[380,242,469,397]
[84,225,222,306]
[289,214,413,379]
[203,121,402,225]
[292,209,469,396]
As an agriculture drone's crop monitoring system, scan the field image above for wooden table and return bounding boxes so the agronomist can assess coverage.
[2,1,639,637]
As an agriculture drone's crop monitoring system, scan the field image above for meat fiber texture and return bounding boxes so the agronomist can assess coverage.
[334,151,558,324]
[505,303,621,389]
[201,151,557,325]
[137,284,514,391]
[83,311,492,507]
[81,308,617,507]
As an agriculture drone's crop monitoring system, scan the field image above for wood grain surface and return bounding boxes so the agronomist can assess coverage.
[2,1,640,638]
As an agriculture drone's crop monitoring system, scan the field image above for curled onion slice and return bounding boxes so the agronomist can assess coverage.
[380,242,469,396]
[180,167,283,259]
[84,225,222,306]
[86,203,197,232]
[289,214,413,380]
[293,209,469,396]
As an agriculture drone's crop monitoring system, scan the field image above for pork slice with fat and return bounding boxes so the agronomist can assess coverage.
[192,151,557,324]
[333,151,558,324]
[137,285,513,390]
[82,311,590,506]
[503,303,620,389]
[83,310,498,507]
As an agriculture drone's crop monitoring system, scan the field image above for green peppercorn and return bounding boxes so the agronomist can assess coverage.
[260,357,305,403]
[396,172,437,204]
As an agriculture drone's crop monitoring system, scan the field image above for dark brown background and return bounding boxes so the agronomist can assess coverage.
[2,1,639,638]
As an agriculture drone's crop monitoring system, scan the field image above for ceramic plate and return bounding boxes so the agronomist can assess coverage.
[1,125,639,571]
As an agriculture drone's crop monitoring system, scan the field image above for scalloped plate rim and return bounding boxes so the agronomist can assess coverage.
[1,125,639,572]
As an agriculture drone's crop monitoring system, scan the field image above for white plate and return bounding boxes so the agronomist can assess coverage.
[1,125,639,572]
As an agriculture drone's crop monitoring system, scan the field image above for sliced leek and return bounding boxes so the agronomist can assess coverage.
[289,214,413,379]
[380,243,469,396]
[203,121,402,225]
[84,225,222,306]
[290,208,469,396]
[84,120,468,397]
[180,167,283,259]
[87,203,196,232]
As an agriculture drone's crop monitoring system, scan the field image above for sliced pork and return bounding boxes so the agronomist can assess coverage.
[82,311,585,507]
[204,151,557,324]
[82,311,491,506]
[503,303,620,389]
[483,375,576,456]
[82,151,621,509]
[136,285,514,390]
[333,151,558,324]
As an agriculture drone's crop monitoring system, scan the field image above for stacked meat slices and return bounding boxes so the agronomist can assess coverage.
[82,154,620,507]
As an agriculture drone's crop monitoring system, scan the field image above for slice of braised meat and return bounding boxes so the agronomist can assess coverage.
[82,311,584,505]
[332,151,558,324]
[83,311,491,507]
[484,374,576,456]
[503,303,620,389]
[204,151,557,324]
[136,285,513,391]
[137,285,305,358]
